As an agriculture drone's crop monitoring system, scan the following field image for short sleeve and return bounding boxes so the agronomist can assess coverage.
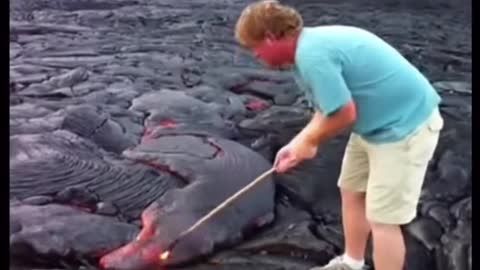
[297,54,352,116]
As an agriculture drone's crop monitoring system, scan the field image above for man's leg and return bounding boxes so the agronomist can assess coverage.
[365,109,443,270]
[311,134,370,270]
[341,189,370,261]
[370,222,405,270]
[338,134,371,264]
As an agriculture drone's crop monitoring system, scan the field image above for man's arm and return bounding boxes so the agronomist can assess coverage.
[296,100,357,147]
[295,50,356,146]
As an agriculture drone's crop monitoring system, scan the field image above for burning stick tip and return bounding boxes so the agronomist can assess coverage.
[160,251,170,261]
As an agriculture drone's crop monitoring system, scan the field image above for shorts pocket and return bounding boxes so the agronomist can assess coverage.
[406,120,441,166]
[427,112,444,133]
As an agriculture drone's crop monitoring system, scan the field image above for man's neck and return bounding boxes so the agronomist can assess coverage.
[290,29,302,63]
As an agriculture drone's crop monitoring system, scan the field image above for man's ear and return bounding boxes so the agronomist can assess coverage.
[265,31,277,42]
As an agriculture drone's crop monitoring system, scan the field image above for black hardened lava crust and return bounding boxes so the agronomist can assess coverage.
[10,0,471,269]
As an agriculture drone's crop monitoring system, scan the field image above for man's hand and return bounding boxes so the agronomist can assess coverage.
[273,100,357,174]
[274,136,318,173]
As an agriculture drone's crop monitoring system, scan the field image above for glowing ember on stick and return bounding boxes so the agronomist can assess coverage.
[160,251,170,261]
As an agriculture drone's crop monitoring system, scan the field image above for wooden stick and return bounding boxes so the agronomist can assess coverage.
[164,167,276,253]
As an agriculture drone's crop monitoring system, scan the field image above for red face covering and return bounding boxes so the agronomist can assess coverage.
[253,38,294,68]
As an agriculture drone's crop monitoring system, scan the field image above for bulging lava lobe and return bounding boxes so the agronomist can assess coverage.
[100,136,276,270]
[10,203,139,264]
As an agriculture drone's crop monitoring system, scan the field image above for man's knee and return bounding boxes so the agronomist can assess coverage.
[368,220,403,237]
[369,220,400,230]
[340,188,366,206]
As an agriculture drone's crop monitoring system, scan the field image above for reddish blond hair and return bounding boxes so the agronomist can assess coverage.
[235,0,303,47]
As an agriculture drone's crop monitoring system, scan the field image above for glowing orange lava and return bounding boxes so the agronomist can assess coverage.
[160,251,170,261]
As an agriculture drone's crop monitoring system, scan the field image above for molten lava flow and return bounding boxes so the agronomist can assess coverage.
[140,160,189,184]
[159,119,177,128]
[160,251,170,261]
[246,100,268,111]
[99,239,164,270]
[135,225,154,242]
[204,138,224,157]
[142,119,177,141]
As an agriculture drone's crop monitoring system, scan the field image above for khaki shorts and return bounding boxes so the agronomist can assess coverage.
[338,108,443,224]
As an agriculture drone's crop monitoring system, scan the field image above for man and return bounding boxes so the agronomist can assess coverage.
[234,1,443,270]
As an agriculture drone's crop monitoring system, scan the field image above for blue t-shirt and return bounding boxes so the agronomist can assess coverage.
[294,26,441,143]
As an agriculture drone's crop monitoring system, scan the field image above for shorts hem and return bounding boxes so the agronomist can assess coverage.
[366,213,416,225]
[337,182,367,193]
